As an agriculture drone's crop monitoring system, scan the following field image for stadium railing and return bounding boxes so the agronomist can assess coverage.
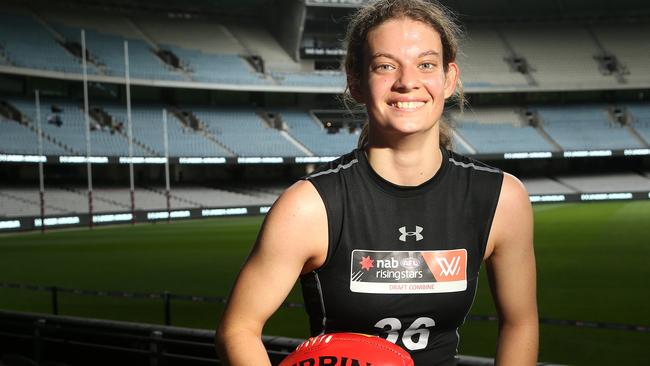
[0,309,300,366]
[0,309,569,366]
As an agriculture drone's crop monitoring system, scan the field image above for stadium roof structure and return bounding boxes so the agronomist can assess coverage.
[9,0,277,18]
[307,0,650,20]
[11,0,650,20]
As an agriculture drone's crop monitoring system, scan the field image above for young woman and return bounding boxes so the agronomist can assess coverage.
[216,1,538,365]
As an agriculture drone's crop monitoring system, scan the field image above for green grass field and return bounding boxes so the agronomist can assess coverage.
[1,201,649,365]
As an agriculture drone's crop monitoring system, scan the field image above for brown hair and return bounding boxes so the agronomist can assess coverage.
[343,0,464,149]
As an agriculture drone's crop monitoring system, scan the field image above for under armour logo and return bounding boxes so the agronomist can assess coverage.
[399,226,423,242]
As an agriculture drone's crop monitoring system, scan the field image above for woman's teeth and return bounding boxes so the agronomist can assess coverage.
[391,101,425,109]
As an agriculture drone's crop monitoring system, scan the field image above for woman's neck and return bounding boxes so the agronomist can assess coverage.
[365,132,443,187]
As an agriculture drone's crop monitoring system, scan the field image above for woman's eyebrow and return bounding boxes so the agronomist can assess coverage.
[371,50,440,60]
[418,50,441,58]
[371,52,398,60]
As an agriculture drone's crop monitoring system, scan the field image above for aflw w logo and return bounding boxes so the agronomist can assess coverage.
[435,256,462,276]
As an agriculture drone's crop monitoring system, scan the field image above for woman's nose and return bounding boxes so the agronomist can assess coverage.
[393,66,420,91]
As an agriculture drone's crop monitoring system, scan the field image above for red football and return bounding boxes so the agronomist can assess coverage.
[278,332,414,366]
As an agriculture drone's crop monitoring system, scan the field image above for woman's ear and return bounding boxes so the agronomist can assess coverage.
[443,62,459,99]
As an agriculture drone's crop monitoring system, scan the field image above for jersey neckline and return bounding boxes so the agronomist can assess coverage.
[355,147,450,198]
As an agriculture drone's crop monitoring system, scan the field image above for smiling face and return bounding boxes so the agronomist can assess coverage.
[352,17,458,141]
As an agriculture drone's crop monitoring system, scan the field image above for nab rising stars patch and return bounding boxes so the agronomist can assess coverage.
[350,249,467,294]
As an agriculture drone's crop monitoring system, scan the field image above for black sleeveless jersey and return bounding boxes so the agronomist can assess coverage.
[300,148,503,366]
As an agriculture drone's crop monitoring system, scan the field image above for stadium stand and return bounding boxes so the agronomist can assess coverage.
[167,186,277,207]
[39,10,294,85]
[41,10,187,80]
[535,104,644,150]
[192,107,305,156]
[459,25,530,88]
[4,168,650,219]
[0,184,281,218]
[0,188,66,217]
[165,46,270,85]
[101,104,234,157]
[555,172,650,193]
[591,23,650,85]
[3,96,650,158]
[2,6,650,91]
[137,15,299,74]
[0,11,84,74]
[51,26,185,81]
[0,117,68,155]
[520,177,578,195]
[451,107,557,154]
[499,24,616,88]
[628,103,650,143]
[278,110,358,156]
[7,98,151,156]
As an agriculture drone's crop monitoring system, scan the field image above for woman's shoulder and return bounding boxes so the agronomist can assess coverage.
[273,179,324,216]
[498,173,531,211]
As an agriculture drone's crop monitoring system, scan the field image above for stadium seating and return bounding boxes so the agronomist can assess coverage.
[100,104,233,157]
[520,177,577,195]
[3,170,650,218]
[0,188,51,217]
[164,46,270,85]
[0,184,281,217]
[165,186,276,207]
[451,107,557,153]
[278,110,358,156]
[41,10,283,85]
[3,97,649,157]
[7,98,151,157]
[459,25,529,88]
[627,103,650,143]
[591,23,650,85]
[0,117,68,155]
[192,108,305,156]
[535,105,644,150]
[0,12,83,74]
[499,24,616,88]
[556,173,650,193]
[51,25,185,81]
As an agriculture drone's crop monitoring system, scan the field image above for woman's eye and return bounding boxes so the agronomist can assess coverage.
[375,64,394,71]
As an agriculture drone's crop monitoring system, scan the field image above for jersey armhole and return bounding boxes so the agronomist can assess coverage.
[480,172,505,261]
[303,177,340,273]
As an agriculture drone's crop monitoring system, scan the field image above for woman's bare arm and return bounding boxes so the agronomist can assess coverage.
[485,173,539,366]
[215,180,328,366]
